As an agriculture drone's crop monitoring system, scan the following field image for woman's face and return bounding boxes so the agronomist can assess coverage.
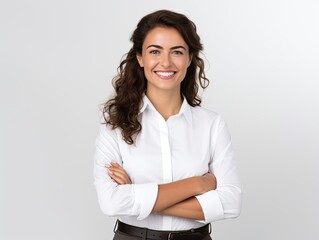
[136,27,191,95]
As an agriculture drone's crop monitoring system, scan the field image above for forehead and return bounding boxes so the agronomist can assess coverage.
[143,27,188,48]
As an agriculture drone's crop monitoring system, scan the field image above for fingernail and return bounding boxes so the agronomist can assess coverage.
[108,170,113,174]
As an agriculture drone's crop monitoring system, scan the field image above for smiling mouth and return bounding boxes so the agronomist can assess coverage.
[155,71,176,78]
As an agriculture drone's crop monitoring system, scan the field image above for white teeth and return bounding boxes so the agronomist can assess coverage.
[156,71,174,77]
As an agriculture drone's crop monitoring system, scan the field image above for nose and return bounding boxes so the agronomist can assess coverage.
[160,53,172,68]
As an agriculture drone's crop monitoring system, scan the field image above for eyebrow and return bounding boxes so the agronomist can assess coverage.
[146,44,187,50]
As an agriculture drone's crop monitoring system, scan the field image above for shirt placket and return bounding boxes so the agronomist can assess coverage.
[158,115,173,230]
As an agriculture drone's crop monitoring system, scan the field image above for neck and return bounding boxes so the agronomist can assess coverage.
[146,89,183,120]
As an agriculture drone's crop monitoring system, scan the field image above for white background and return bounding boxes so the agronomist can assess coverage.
[1,0,319,239]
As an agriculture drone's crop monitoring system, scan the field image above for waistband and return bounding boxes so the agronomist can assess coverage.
[114,220,211,240]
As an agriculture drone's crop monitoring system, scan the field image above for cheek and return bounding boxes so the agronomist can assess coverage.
[177,60,191,71]
[144,58,158,69]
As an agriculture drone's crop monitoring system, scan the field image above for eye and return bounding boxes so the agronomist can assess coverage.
[172,50,183,55]
[150,50,160,54]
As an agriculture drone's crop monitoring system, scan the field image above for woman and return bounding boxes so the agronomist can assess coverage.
[94,10,242,240]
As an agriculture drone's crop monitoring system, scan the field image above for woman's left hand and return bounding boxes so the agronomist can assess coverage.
[106,161,132,185]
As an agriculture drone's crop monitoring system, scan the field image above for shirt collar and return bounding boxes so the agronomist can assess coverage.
[179,96,193,126]
[139,95,193,126]
[139,95,152,113]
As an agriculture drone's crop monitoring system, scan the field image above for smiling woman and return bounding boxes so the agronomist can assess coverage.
[94,9,242,240]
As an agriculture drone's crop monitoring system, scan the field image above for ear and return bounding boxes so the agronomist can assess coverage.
[136,53,144,67]
[187,54,193,68]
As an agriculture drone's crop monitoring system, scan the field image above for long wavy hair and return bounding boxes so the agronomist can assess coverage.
[103,10,209,144]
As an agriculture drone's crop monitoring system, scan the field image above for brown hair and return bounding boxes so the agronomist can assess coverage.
[103,9,209,144]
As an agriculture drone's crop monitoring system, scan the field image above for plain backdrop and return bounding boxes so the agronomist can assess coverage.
[1,0,319,239]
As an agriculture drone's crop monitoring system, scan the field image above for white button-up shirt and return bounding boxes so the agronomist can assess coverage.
[94,95,242,231]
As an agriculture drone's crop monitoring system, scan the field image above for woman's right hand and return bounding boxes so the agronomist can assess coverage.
[197,173,217,194]
[106,161,132,185]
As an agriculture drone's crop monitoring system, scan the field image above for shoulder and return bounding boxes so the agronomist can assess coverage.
[191,105,222,125]
[96,121,121,144]
[190,106,231,141]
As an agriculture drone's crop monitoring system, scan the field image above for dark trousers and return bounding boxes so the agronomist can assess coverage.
[113,231,212,240]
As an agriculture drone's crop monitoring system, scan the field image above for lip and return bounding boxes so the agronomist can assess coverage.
[154,71,177,79]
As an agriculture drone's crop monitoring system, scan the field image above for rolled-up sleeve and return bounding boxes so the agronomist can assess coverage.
[93,125,158,220]
[195,115,242,223]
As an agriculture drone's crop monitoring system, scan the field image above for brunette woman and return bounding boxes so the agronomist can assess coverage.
[94,9,242,240]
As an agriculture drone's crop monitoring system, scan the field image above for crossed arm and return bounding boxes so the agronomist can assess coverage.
[106,161,217,220]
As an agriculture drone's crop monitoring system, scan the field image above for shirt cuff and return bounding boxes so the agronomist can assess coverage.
[132,183,158,220]
[195,190,224,223]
